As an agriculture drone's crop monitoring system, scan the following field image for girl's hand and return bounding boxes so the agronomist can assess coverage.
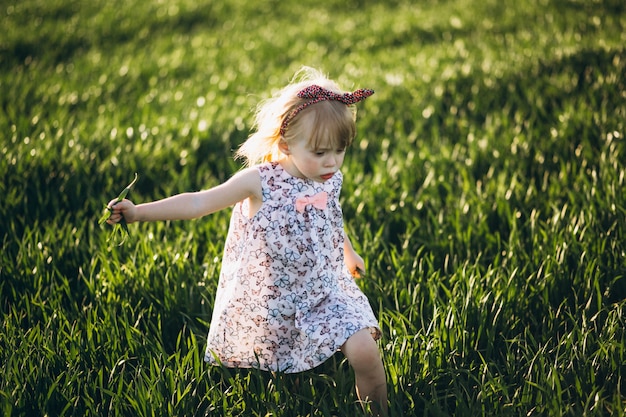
[106,199,137,225]
[98,173,139,246]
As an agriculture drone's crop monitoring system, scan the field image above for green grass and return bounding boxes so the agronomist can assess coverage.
[1,0,625,415]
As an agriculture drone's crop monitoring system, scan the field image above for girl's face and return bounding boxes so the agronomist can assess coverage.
[279,136,346,183]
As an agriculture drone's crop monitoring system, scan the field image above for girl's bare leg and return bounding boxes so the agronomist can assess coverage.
[341,328,388,416]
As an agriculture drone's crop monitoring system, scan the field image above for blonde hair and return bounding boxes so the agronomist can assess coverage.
[235,67,359,167]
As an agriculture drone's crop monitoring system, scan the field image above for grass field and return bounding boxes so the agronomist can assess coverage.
[1,0,625,415]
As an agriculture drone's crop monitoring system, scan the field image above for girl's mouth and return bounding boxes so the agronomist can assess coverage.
[321,173,334,180]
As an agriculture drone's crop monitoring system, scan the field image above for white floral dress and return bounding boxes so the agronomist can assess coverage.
[204,162,381,373]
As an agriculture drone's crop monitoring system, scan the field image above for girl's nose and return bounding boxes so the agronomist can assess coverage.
[324,155,336,167]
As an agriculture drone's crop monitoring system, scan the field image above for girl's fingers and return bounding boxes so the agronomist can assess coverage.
[108,199,129,212]
[106,212,120,224]
[107,198,122,209]
[106,203,128,222]
[106,200,134,224]
[351,266,366,279]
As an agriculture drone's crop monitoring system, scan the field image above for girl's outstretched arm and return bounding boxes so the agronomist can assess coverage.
[106,167,261,224]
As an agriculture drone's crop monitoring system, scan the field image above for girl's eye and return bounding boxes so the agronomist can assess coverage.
[312,148,344,157]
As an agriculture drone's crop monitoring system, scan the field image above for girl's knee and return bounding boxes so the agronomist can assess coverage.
[341,328,382,371]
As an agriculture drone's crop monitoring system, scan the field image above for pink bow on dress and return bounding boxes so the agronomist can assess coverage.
[295,191,328,213]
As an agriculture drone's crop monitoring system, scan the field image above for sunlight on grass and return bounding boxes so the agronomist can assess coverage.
[1,0,625,415]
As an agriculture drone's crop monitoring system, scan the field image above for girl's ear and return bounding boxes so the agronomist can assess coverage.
[278,138,291,155]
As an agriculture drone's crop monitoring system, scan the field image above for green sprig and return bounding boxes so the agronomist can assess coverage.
[99,173,139,245]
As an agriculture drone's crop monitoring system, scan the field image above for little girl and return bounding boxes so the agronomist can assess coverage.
[106,67,388,415]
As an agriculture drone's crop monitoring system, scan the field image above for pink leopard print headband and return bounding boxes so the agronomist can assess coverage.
[279,84,374,137]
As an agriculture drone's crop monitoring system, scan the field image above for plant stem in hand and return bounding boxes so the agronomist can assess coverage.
[99,173,138,244]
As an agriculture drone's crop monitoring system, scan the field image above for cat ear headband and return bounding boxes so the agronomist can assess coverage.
[279,84,374,137]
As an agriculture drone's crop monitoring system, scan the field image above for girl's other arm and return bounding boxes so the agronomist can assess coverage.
[344,231,366,278]
[107,167,261,224]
